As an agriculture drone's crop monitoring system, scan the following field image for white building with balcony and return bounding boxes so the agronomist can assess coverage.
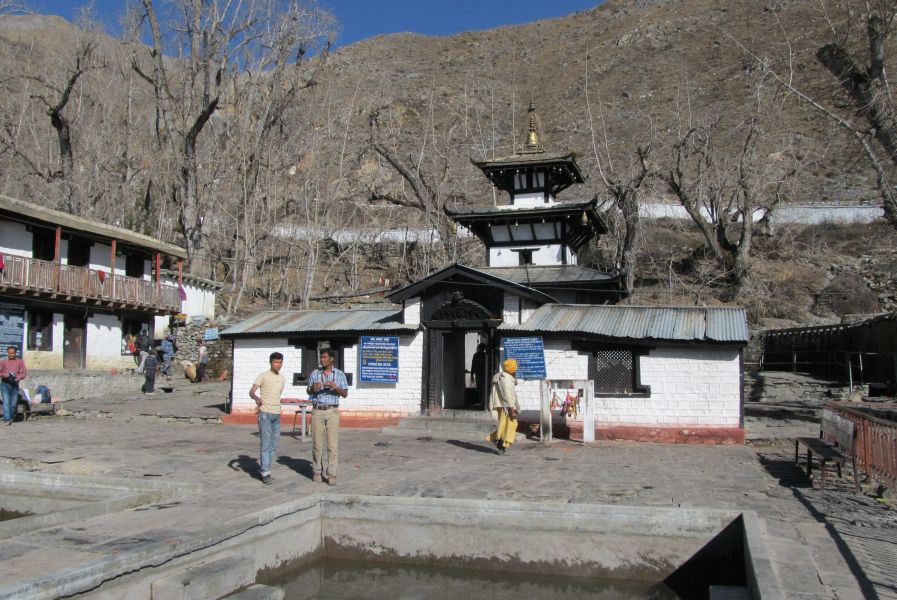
[0,195,186,371]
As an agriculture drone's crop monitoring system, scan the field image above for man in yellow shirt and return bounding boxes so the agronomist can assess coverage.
[249,352,285,485]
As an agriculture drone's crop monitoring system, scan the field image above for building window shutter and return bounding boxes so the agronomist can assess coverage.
[594,350,635,394]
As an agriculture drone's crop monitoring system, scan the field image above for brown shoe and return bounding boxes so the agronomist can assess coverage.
[326,476,336,487]
[312,473,322,483]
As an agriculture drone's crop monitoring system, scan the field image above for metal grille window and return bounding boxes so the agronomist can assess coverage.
[594,350,634,394]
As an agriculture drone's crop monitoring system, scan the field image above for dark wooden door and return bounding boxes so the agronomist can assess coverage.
[423,329,444,414]
[63,315,85,369]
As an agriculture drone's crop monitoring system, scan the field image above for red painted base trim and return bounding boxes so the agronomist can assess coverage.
[222,411,743,443]
[221,411,403,429]
[560,421,745,445]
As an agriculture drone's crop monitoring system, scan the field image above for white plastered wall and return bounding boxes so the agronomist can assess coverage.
[404,297,421,326]
[22,311,65,369]
[511,339,742,428]
[89,242,114,271]
[0,220,32,257]
[231,333,423,416]
[489,244,569,267]
[181,283,216,319]
[343,333,423,414]
[502,292,520,324]
[231,338,303,413]
[85,313,136,371]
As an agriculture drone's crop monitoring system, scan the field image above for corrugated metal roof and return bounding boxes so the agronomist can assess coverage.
[221,309,416,337]
[500,304,748,343]
[475,265,614,284]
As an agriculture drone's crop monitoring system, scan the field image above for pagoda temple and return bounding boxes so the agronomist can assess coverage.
[223,103,749,445]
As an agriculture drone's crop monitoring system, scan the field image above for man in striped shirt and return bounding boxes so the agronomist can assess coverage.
[306,348,348,486]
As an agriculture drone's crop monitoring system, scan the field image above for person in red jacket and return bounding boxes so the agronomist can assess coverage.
[0,346,27,426]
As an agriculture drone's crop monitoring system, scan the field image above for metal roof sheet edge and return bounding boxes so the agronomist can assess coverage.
[498,304,748,343]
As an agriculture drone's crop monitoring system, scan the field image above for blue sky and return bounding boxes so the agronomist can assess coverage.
[26,0,604,46]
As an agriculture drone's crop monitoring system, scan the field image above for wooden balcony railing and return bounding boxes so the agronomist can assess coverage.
[0,253,181,313]
[827,402,897,489]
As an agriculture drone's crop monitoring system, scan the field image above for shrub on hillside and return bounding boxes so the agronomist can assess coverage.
[813,273,880,317]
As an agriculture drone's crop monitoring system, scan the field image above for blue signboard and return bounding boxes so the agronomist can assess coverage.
[359,336,399,383]
[0,303,24,355]
[203,328,220,341]
[501,336,546,380]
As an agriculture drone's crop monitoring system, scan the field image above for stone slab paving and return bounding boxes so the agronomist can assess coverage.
[0,390,893,599]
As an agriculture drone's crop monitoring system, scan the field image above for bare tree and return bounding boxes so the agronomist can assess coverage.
[815,1,897,223]
[31,39,98,212]
[659,114,799,288]
[0,31,103,213]
[735,1,897,225]
[128,0,334,275]
[367,98,468,276]
[586,90,652,292]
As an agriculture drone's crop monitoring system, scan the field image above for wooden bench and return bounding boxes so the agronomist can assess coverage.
[795,410,860,491]
[16,398,57,421]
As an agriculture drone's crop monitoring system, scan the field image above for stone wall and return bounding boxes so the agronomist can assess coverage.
[171,324,232,379]
[23,370,140,401]
[745,371,853,408]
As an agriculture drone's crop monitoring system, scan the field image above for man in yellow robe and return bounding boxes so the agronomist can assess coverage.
[488,358,520,454]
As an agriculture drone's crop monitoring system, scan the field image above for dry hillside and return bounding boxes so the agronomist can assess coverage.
[0,0,894,327]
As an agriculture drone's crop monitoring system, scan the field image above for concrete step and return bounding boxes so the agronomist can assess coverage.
[381,425,494,442]
[418,409,495,421]
[709,586,750,600]
[223,584,285,600]
[152,553,255,600]
[394,417,496,433]
[382,413,524,442]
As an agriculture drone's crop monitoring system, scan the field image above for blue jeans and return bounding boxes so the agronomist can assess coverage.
[1,381,18,423]
[258,411,281,475]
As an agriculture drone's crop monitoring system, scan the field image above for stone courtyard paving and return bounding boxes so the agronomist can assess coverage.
[0,383,893,599]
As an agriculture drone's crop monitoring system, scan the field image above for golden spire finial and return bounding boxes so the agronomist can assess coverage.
[520,101,544,154]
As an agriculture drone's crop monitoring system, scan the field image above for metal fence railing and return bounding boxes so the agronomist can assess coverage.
[761,349,897,393]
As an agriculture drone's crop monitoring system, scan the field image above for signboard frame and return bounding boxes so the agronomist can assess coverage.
[359,335,400,384]
[501,336,547,380]
[0,302,25,355]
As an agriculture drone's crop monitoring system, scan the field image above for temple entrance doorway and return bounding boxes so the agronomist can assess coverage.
[422,291,501,415]
[440,329,490,411]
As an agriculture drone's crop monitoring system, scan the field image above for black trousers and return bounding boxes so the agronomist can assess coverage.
[143,370,156,393]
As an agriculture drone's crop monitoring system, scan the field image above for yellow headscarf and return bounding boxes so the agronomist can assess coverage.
[502,358,518,374]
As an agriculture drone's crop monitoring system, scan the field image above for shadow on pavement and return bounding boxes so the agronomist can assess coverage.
[756,450,881,598]
[277,456,314,479]
[227,454,259,478]
[446,440,498,455]
[755,452,813,490]
[789,487,881,600]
